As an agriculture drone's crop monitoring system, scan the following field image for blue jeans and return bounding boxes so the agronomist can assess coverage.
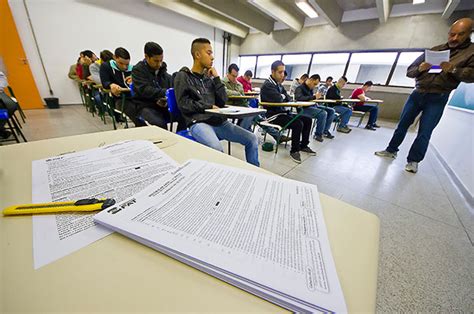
[190,120,260,167]
[301,106,327,136]
[387,90,449,162]
[334,105,352,127]
[353,104,379,126]
[319,106,336,133]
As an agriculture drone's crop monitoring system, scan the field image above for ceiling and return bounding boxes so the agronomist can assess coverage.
[148,0,474,38]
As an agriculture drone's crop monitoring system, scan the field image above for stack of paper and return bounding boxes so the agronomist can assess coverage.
[94,160,347,313]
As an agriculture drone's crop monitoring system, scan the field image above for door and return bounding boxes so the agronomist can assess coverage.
[0,0,43,109]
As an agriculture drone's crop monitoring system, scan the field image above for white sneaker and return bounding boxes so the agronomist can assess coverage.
[375,150,397,159]
[405,161,418,173]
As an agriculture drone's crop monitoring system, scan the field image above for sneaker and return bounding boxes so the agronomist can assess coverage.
[337,126,352,133]
[374,150,397,158]
[324,131,335,139]
[279,135,291,143]
[0,130,12,139]
[373,123,381,128]
[405,161,418,173]
[300,146,317,156]
[365,125,377,131]
[290,151,301,163]
[313,135,324,142]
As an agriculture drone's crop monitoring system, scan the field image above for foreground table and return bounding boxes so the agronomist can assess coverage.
[0,126,379,313]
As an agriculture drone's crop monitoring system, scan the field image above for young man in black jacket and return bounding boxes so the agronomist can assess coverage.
[100,47,141,125]
[294,74,336,142]
[174,38,259,167]
[260,60,315,164]
[132,42,185,131]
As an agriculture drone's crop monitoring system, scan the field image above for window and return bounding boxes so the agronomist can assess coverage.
[389,52,423,87]
[282,54,311,80]
[238,56,257,77]
[255,55,281,79]
[346,52,398,84]
[309,53,349,81]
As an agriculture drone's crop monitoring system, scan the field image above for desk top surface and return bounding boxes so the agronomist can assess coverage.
[0,126,379,313]
[228,95,259,99]
[260,101,316,107]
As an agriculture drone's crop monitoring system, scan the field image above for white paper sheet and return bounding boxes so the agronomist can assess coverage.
[425,49,450,73]
[94,160,347,313]
[32,140,178,269]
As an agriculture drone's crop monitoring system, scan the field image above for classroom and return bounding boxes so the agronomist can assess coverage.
[1,0,473,312]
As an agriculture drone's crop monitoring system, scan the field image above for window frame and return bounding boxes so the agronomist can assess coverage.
[239,48,424,87]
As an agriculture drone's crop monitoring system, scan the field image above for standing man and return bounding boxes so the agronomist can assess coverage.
[132,42,185,131]
[376,18,473,173]
[351,81,379,130]
[174,38,259,167]
[261,60,316,163]
[326,76,353,133]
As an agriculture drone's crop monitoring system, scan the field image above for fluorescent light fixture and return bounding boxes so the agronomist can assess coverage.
[295,0,318,18]
[413,0,425,4]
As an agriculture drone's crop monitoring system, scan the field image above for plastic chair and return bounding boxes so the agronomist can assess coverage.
[0,108,26,143]
[166,88,196,141]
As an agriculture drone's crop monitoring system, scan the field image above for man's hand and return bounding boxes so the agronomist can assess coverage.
[440,61,455,73]
[418,62,432,72]
[212,105,219,109]
[208,67,219,78]
[110,84,122,97]
[125,76,132,85]
[314,92,322,100]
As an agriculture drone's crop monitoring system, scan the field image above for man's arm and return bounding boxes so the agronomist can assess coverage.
[99,63,113,89]
[407,53,432,78]
[89,64,101,84]
[174,72,213,114]
[213,77,228,107]
[223,80,242,97]
[132,65,166,101]
[445,55,474,83]
[0,71,8,90]
[261,82,286,103]
[294,86,313,101]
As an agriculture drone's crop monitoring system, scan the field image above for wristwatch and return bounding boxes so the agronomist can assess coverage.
[450,67,458,74]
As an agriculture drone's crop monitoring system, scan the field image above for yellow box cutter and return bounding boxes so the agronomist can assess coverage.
[3,198,116,216]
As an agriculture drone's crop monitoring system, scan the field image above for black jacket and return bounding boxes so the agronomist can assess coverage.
[294,83,314,101]
[132,60,172,111]
[173,67,227,127]
[260,76,291,117]
[99,60,132,90]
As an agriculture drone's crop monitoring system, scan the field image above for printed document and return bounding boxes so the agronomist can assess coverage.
[425,49,450,73]
[32,140,178,269]
[94,160,347,313]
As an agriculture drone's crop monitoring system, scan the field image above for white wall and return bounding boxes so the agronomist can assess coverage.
[9,0,225,105]
[431,105,474,204]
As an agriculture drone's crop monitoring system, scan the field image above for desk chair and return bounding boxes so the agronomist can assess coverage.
[0,109,27,143]
[351,110,367,127]
[5,86,26,123]
[166,88,196,141]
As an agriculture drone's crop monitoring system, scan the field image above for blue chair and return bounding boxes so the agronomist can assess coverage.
[166,88,196,141]
[249,98,258,108]
[0,108,25,143]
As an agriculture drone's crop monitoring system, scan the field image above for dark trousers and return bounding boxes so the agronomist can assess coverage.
[387,90,449,162]
[353,104,379,126]
[270,114,312,153]
[140,107,186,131]
[0,93,18,130]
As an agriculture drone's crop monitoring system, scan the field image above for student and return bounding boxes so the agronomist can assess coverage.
[80,50,97,81]
[236,70,253,92]
[290,73,308,96]
[223,63,285,143]
[0,71,18,139]
[174,38,259,167]
[68,57,82,82]
[294,74,335,142]
[132,42,185,131]
[376,18,474,173]
[326,76,352,133]
[317,76,333,97]
[260,60,315,163]
[90,50,113,84]
[350,81,379,130]
[100,47,140,125]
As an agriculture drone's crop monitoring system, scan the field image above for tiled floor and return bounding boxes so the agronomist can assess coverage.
[5,105,474,312]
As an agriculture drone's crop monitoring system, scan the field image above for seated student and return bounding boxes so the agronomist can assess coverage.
[80,50,98,81]
[132,42,185,131]
[350,81,379,130]
[260,60,316,163]
[317,76,333,97]
[90,50,113,84]
[294,74,336,142]
[100,47,141,126]
[326,76,353,133]
[289,73,308,96]
[174,38,259,167]
[236,70,253,92]
[0,71,18,139]
[68,57,82,82]
[223,63,286,143]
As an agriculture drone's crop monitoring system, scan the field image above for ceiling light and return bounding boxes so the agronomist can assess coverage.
[295,0,318,18]
[413,0,425,4]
